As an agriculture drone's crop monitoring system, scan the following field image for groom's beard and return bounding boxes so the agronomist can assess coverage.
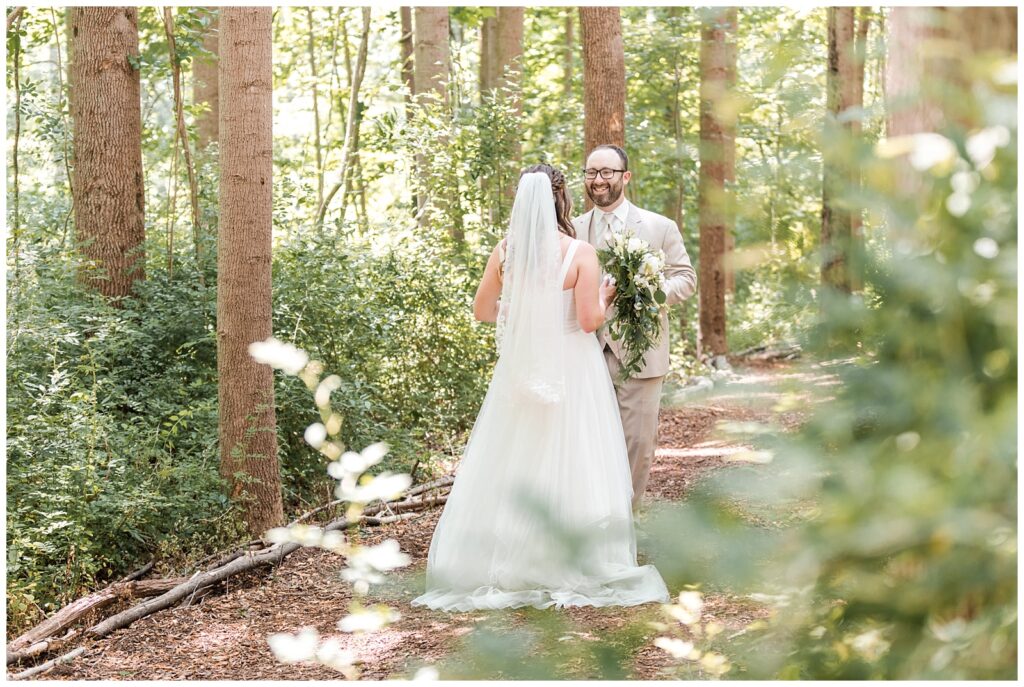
[585,180,624,208]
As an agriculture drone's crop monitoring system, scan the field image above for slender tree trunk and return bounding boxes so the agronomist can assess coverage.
[479,12,495,95]
[697,7,736,357]
[47,8,75,250]
[413,7,450,104]
[167,141,178,276]
[849,7,870,291]
[496,7,525,99]
[497,6,525,196]
[564,9,574,100]
[723,11,736,294]
[305,7,324,210]
[217,6,283,538]
[162,7,203,283]
[400,6,415,106]
[412,7,457,237]
[11,10,23,279]
[315,7,370,228]
[69,6,145,301]
[580,7,626,211]
[821,7,857,293]
[193,7,218,148]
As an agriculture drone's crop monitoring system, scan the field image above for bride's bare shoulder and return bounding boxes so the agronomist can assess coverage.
[573,240,597,259]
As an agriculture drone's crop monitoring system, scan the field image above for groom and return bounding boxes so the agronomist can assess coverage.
[573,144,697,510]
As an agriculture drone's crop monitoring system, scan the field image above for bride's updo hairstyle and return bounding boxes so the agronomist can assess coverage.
[519,164,576,238]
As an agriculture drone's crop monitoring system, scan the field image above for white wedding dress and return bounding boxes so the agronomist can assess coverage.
[411,178,669,611]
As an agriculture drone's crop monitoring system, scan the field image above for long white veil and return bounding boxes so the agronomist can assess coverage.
[493,172,565,405]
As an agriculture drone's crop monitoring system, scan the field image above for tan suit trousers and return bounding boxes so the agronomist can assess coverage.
[605,348,664,509]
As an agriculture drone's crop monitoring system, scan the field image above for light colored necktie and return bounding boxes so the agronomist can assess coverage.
[599,212,614,245]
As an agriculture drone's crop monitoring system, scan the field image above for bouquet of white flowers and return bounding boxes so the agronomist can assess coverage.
[597,231,667,380]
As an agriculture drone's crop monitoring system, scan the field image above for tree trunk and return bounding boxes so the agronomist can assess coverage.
[697,7,736,357]
[306,6,324,210]
[885,7,1016,246]
[496,7,525,185]
[723,11,736,294]
[193,7,218,148]
[217,6,283,538]
[887,7,1017,139]
[162,7,203,283]
[400,6,414,106]
[496,7,524,99]
[479,12,496,95]
[11,10,23,279]
[69,7,145,301]
[563,8,574,101]
[849,7,870,291]
[821,7,857,293]
[315,7,371,229]
[580,7,626,211]
[412,7,458,238]
[413,7,449,104]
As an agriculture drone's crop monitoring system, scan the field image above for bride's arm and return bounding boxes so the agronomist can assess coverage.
[473,240,504,323]
[574,243,613,333]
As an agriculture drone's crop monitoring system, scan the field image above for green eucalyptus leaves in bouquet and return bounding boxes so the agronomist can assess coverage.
[597,231,668,380]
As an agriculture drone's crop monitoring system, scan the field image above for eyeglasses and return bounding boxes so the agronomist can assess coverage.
[583,168,626,180]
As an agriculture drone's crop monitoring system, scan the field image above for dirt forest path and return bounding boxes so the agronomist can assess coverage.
[32,360,823,681]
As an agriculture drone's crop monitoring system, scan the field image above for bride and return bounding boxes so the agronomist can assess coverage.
[411,165,669,611]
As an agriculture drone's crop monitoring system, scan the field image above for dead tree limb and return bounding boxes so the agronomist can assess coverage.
[121,561,154,582]
[6,578,185,656]
[11,479,455,654]
[9,647,86,680]
[5,629,77,665]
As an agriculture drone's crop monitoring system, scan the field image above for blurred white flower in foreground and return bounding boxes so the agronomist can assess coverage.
[315,375,343,408]
[342,539,412,586]
[965,126,1010,169]
[654,637,696,660]
[249,337,309,375]
[908,133,958,172]
[264,524,346,553]
[267,628,357,676]
[666,590,704,626]
[874,133,957,173]
[338,605,401,633]
[304,422,328,449]
[315,637,357,674]
[329,442,390,480]
[335,471,412,504]
[413,666,440,681]
[848,628,891,662]
[267,627,320,663]
[699,652,731,677]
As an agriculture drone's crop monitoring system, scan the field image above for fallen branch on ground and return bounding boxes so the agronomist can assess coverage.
[735,343,802,361]
[9,647,86,680]
[7,478,454,664]
[6,577,185,660]
[86,484,451,639]
[5,629,78,665]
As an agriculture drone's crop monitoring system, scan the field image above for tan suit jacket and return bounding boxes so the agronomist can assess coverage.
[573,203,697,379]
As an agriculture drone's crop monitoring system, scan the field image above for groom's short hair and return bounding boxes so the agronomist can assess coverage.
[590,144,628,171]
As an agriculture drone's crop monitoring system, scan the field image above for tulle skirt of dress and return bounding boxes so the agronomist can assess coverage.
[411,329,670,612]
